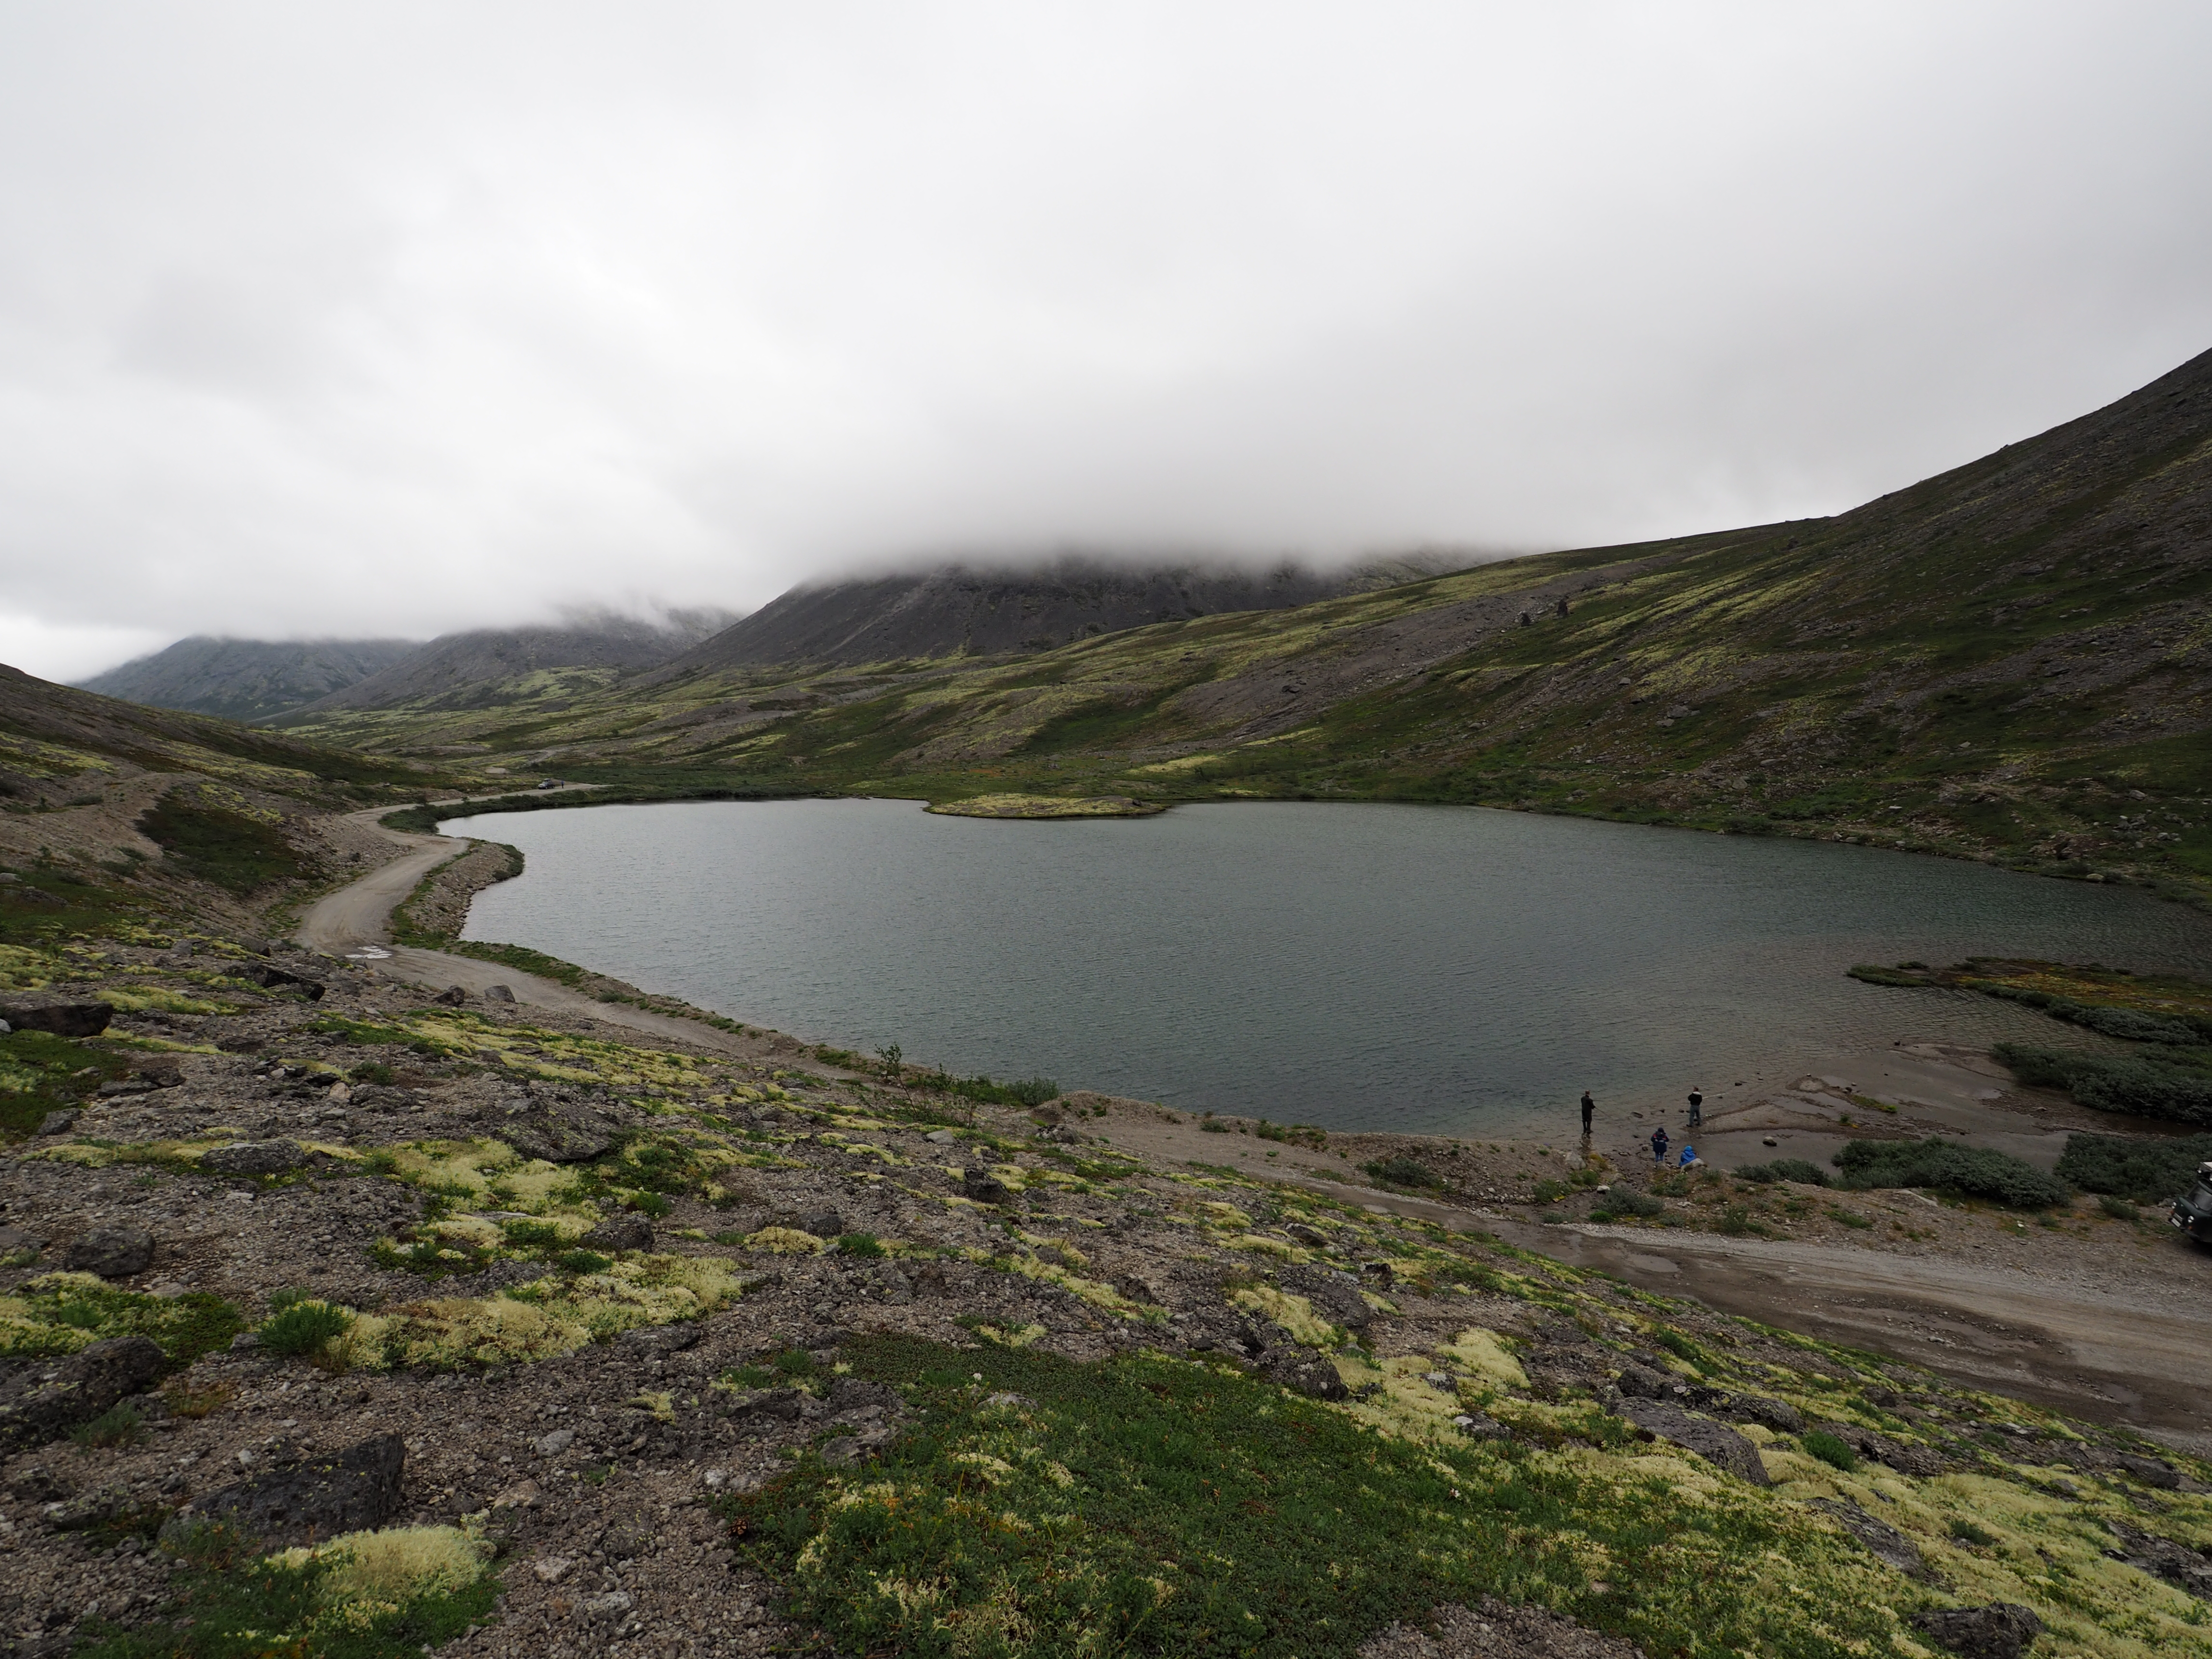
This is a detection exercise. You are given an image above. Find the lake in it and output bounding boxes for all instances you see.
[440,799,2212,1138]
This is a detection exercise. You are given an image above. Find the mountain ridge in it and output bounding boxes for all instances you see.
[76,635,421,723]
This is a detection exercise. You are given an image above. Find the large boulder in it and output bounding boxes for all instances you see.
[961,1169,1014,1206]
[579,1214,656,1253]
[1617,1397,1770,1485]
[1257,1347,1349,1401]
[0,1336,165,1451]
[178,1433,406,1549]
[506,1111,616,1164]
[241,963,325,1000]
[201,1139,306,1177]
[1909,1604,2044,1659]
[65,1226,154,1278]
[1277,1266,1372,1331]
[1808,1496,1928,1577]
[2107,1522,2212,1598]
[0,1001,113,1038]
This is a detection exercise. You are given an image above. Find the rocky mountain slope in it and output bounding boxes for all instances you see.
[75,639,421,724]
[662,553,1468,673]
[285,611,740,719]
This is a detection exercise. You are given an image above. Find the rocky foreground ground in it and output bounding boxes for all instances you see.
[0,928,2210,1659]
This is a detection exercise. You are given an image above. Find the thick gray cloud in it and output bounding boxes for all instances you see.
[4,1,2210,680]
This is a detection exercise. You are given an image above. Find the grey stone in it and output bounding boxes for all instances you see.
[1259,1347,1349,1400]
[177,1433,406,1549]
[616,1323,699,1359]
[799,1207,844,1240]
[34,1110,78,1138]
[1909,1604,2044,1659]
[925,1129,960,1144]
[533,1428,576,1457]
[65,1226,155,1278]
[0,1336,165,1451]
[1808,1496,1927,1577]
[201,1139,306,1177]
[579,1591,634,1621]
[433,985,468,1006]
[1617,1397,1770,1485]
[2107,1522,2212,1598]
[1285,1224,1329,1249]
[2116,1453,2183,1490]
[962,1169,1014,1205]
[0,1226,45,1260]
[507,1112,616,1163]
[0,1002,113,1038]
[1723,1394,1804,1434]
[482,983,517,1003]
[1453,1412,1513,1441]
[580,1213,656,1252]
[1278,1265,1372,1330]
[241,963,325,1000]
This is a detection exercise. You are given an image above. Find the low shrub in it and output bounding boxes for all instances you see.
[70,1401,146,1449]
[1948,1518,1996,1547]
[1589,1188,1664,1223]
[835,1232,885,1259]
[556,1250,613,1275]
[1734,1159,1830,1187]
[1362,1156,1441,1190]
[2055,1131,2212,1202]
[258,1300,353,1357]
[1994,1044,2212,1126]
[1801,1430,1858,1472]
[2098,1194,2140,1221]
[629,1192,674,1219]
[1831,1138,2069,1209]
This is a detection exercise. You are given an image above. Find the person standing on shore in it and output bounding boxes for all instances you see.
[1580,1091,1595,1141]
[1687,1086,1704,1129]
[1650,1124,1670,1165]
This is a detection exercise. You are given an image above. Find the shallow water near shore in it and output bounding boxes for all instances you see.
[442,798,2212,1137]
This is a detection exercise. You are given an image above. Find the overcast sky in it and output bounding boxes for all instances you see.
[4,2,2211,682]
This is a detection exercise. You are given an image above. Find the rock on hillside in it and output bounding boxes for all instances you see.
[75,637,421,723]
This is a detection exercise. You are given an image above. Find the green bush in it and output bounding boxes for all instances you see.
[1948,1518,1996,1547]
[135,794,305,895]
[2098,1194,2140,1221]
[70,1401,147,1450]
[726,1333,1911,1659]
[258,1300,352,1357]
[1007,1076,1062,1107]
[1733,1159,1830,1187]
[836,1233,885,1259]
[1831,1138,2069,1209]
[1801,1431,1857,1472]
[1362,1156,1441,1189]
[1994,1043,2212,1126]
[630,1192,674,1219]
[349,1060,396,1085]
[2054,1131,2212,1202]
[557,1250,613,1275]
[1588,1188,1665,1224]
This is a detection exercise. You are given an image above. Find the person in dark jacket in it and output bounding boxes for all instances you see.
[1650,1125,1670,1165]
[1687,1086,1704,1128]
[1580,1091,1595,1140]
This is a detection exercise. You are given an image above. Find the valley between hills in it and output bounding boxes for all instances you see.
[0,346,2207,1656]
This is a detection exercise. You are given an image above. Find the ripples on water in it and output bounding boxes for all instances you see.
[443,799,2212,1138]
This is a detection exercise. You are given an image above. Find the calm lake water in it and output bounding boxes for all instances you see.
[441,799,2212,1138]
